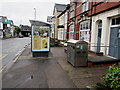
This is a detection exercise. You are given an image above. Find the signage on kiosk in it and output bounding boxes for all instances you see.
[30,20,50,57]
[32,26,49,51]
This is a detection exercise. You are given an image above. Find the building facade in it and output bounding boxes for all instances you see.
[90,1,120,59]
[67,0,91,42]
[20,25,31,37]
[66,0,120,59]
[0,16,15,38]
[53,4,67,40]
[47,16,54,39]
[57,5,69,40]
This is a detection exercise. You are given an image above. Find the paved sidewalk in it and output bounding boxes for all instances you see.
[2,46,77,88]
[52,47,109,88]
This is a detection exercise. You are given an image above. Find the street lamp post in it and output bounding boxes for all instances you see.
[34,8,36,20]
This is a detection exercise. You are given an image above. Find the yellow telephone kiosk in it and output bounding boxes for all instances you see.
[30,20,50,57]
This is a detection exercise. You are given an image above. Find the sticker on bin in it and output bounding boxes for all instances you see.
[80,45,83,50]
[76,45,80,48]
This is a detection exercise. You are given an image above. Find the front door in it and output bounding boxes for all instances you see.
[97,21,102,52]
[109,27,120,59]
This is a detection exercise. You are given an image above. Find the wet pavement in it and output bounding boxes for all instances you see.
[52,47,109,88]
[2,46,114,88]
[2,46,76,88]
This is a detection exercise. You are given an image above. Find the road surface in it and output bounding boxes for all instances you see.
[1,37,31,72]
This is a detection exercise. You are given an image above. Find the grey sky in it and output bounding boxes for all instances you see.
[0,0,69,26]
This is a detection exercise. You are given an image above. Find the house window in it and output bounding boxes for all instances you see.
[111,17,120,25]
[116,17,120,25]
[80,24,82,30]
[83,23,85,29]
[79,21,90,42]
[80,22,90,30]
[82,0,89,13]
[86,22,88,29]
[70,4,75,18]
[70,24,74,39]
[70,32,74,39]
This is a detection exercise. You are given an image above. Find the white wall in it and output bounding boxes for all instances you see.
[58,11,68,40]
[90,8,120,55]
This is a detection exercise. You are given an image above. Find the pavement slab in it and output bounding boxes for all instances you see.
[2,46,76,88]
[50,47,109,88]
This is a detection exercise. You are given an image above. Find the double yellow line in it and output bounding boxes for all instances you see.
[0,54,7,60]
[0,54,8,73]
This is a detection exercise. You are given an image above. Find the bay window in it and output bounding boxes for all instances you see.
[79,21,90,42]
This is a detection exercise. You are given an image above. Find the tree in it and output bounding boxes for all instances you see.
[15,26,21,36]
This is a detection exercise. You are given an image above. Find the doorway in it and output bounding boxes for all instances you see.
[97,20,102,52]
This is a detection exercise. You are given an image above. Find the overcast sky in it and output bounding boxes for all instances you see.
[0,0,69,26]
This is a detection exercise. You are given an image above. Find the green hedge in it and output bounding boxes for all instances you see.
[94,64,120,89]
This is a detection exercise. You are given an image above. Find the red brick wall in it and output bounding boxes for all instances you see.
[91,1,120,15]
[76,2,82,19]
[74,22,80,40]
[67,0,120,40]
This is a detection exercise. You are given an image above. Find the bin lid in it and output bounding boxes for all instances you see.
[67,39,88,44]
[67,39,80,44]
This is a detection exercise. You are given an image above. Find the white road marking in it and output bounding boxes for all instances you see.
[3,49,16,52]
[0,54,7,60]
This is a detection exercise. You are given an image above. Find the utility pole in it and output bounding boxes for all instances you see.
[34,8,36,20]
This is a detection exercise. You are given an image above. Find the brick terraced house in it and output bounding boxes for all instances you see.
[66,0,120,59]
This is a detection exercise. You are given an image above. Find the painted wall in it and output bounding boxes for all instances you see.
[90,8,120,56]
[58,11,68,40]
[54,8,61,39]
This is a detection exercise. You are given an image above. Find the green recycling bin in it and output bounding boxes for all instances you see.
[67,40,88,67]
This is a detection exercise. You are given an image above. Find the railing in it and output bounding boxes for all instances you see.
[88,43,120,56]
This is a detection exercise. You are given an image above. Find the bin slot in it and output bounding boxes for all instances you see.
[83,51,86,54]
[76,51,81,54]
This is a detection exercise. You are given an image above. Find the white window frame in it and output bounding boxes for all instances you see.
[82,0,89,13]
[69,24,74,39]
[110,16,120,27]
[79,21,90,42]
[70,4,75,18]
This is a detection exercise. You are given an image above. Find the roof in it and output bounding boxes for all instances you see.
[53,4,67,15]
[30,20,51,26]
[55,4,67,12]
[0,16,7,22]
[0,16,7,18]
[20,25,31,29]
[57,4,70,18]
[3,20,14,25]
[47,16,53,22]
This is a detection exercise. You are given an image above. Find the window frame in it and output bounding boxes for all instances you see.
[70,4,75,18]
[69,24,74,39]
[79,21,90,42]
[111,17,120,26]
[82,0,89,13]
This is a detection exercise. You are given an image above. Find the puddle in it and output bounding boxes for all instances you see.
[15,75,33,88]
